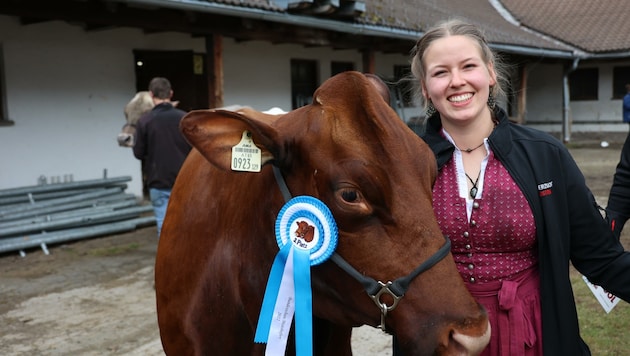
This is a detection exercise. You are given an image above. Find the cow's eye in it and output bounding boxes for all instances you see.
[340,189,358,203]
[334,186,371,215]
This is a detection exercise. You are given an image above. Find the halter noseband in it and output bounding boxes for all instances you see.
[272,165,451,331]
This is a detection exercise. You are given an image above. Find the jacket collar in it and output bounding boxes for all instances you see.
[421,107,513,169]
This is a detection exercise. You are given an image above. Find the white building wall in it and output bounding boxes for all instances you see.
[570,62,627,132]
[524,61,628,133]
[0,15,413,196]
[220,39,365,112]
[0,16,205,196]
[523,62,564,131]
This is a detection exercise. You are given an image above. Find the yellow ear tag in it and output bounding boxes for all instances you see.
[231,130,262,172]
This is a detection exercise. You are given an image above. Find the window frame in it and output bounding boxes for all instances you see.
[290,59,318,110]
[569,67,599,101]
[330,61,354,76]
[612,66,630,100]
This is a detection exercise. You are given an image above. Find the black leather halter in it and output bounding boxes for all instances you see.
[272,165,451,331]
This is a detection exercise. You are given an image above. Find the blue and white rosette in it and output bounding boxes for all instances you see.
[255,196,338,356]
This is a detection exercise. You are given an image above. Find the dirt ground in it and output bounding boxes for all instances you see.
[0,136,626,356]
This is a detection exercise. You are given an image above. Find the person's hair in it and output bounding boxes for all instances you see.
[409,19,508,110]
[148,77,172,99]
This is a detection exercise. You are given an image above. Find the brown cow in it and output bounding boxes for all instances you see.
[155,71,490,355]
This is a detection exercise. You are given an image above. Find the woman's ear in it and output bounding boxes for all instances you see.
[421,83,429,101]
[487,62,497,87]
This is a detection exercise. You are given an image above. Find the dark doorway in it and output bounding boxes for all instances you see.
[331,61,354,76]
[290,59,318,109]
[133,50,209,112]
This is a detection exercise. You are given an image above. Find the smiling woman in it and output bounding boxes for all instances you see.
[394,19,630,356]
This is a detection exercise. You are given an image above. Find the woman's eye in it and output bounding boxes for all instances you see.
[340,189,358,203]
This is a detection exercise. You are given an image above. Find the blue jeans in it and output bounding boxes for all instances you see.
[149,188,171,239]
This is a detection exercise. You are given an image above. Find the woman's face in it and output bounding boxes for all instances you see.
[422,35,497,125]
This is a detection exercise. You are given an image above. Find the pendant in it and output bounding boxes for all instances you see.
[469,187,478,199]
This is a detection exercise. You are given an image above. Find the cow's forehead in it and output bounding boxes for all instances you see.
[282,73,417,151]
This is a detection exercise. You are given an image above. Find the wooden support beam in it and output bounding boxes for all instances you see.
[206,34,224,108]
[362,50,375,74]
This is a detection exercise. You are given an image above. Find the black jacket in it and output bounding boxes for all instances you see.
[422,108,630,355]
[133,102,191,189]
[606,133,630,239]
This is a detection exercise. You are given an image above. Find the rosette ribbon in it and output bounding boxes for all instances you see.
[255,196,338,356]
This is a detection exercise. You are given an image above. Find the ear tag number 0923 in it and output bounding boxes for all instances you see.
[231,130,262,172]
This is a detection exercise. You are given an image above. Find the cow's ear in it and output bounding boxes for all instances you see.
[364,73,391,105]
[180,109,280,172]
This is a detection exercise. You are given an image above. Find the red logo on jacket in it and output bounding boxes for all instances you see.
[538,181,553,197]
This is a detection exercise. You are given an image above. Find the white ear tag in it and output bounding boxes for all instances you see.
[231,130,262,172]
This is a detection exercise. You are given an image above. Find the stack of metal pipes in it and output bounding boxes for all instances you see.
[0,175,155,256]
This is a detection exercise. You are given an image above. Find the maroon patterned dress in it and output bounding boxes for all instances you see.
[432,148,543,356]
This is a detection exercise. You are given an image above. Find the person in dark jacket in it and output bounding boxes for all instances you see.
[394,19,630,356]
[133,77,191,238]
[607,132,630,239]
[623,83,630,127]
[607,85,630,238]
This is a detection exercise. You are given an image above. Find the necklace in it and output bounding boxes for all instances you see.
[465,172,480,199]
[459,141,485,153]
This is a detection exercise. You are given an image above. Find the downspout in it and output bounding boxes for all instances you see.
[562,58,580,143]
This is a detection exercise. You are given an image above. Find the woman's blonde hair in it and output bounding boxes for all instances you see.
[409,19,508,110]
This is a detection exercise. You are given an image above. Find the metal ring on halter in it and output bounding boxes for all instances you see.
[369,281,403,331]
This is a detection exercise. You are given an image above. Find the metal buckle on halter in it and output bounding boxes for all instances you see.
[369,281,402,331]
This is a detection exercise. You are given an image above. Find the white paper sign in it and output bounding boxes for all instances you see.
[582,276,620,313]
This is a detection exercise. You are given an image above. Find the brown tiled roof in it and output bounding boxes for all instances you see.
[357,0,575,53]
[207,0,576,54]
[500,0,630,53]
[120,0,630,56]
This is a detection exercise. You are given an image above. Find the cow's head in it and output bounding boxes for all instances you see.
[117,91,179,147]
[179,71,489,355]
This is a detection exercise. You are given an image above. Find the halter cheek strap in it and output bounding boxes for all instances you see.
[272,165,452,331]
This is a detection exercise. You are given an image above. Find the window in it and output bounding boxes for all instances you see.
[569,68,598,101]
[290,59,318,109]
[612,66,630,99]
[393,65,414,107]
[331,61,354,76]
[0,44,13,126]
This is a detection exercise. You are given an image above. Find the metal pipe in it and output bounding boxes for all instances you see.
[0,205,154,237]
[0,187,124,217]
[0,193,136,222]
[0,217,156,254]
[562,58,580,143]
[0,184,128,206]
[0,200,139,229]
[0,176,131,198]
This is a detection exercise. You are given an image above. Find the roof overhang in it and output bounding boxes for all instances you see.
[120,0,578,59]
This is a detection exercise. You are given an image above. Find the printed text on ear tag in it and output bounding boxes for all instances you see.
[231,130,262,172]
